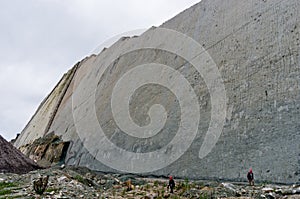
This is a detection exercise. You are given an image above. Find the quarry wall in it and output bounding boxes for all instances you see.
[15,0,300,183]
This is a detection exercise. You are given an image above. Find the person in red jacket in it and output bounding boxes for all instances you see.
[247,168,254,185]
[168,176,175,193]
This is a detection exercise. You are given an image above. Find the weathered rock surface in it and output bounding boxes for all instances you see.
[19,132,70,168]
[0,135,41,174]
[14,0,300,183]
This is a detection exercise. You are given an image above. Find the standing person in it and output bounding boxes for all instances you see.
[247,168,254,186]
[168,176,175,193]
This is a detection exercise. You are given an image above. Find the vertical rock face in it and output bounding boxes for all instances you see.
[13,66,78,148]
[15,0,300,183]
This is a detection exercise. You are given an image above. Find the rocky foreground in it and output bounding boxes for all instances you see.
[0,166,299,199]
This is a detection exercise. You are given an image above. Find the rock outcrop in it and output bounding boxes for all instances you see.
[19,132,70,168]
[14,0,300,183]
[0,135,41,174]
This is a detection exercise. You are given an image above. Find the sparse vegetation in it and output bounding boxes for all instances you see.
[74,174,84,183]
[199,193,209,199]
[0,182,17,196]
[0,182,18,190]
[45,187,60,193]
[0,167,298,198]
[0,189,12,196]
[145,183,150,190]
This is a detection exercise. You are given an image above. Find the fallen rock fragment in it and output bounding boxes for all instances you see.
[33,175,49,195]
[262,187,274,193]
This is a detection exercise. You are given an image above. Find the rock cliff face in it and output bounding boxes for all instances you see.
[14,0,300,183]
[18,132,70,168]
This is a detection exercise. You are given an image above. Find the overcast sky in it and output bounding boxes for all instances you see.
[0,0,200,141]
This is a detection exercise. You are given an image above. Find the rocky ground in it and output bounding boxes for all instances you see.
[0,166,299,199]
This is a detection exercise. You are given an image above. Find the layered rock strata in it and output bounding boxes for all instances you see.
[14,0,300,183]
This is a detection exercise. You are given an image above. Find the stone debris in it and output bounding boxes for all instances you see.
[262,187,274,193]
[0,166,299,198]
[33,175,49,195]
[221,182,244,197]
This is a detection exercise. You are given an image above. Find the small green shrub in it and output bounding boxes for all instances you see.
[199,193,209,199]
[45,187,59,193]
[0,189,12,195]
[145,183,150,190]
[74,175,84,183]
[0,182,17,189]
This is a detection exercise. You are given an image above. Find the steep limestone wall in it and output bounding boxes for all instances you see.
[14,65,78,148]
[15,0,300,183]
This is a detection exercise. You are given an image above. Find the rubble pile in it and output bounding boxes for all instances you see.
[0,166,299,198]
[0,135,41,174]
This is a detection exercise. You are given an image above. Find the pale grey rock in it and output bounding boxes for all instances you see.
[262,187,274,193]
[14,0,300,183]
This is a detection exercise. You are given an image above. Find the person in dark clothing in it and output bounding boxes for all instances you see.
[168,176,175,193]
[247,168,254,186]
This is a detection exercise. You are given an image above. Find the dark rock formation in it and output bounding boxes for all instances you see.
[0,134,41,174]
[33,175,49,195]
[19,132,70,168]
